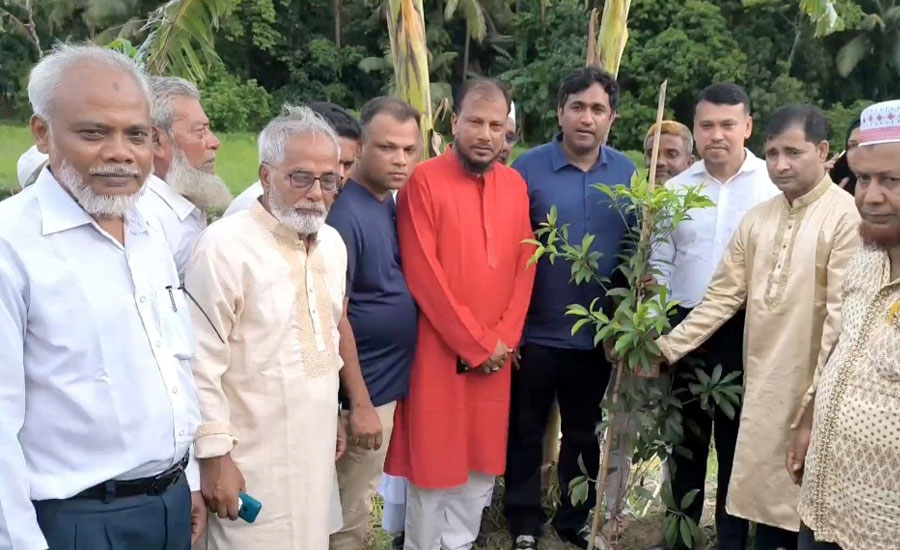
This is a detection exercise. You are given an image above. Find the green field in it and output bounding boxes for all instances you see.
[0,125,260,196]
[1,124,644,200]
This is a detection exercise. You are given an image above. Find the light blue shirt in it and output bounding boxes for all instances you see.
[0,169,201,550]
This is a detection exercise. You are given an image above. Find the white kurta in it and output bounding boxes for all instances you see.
[185,202,346,549]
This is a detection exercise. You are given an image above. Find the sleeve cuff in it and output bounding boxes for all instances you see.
[657,337,678,364]
[194,430,236,459]
[186,448,200,491]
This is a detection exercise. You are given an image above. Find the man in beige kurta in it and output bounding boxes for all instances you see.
[654,105,860,545]
[791,99,900,550]
[185,107,348,549]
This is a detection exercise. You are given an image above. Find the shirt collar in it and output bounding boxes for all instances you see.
[34,167,148,236]
[683,148,760,181]
[788,174,834,209]
[551,133,608,172]
[145,174,200,221]
[249,199,320,246]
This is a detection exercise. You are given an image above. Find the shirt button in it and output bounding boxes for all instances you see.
[172,386,178,394]
[155,340,162,348]
[178,430,185,437]
[139,296,146,303]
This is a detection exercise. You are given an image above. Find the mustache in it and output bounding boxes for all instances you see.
[293,201,326,213]
[88,164,141,177]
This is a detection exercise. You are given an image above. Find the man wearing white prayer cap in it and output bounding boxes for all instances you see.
[790,99,900,550]
[497,99,518,164]
[16,145,47,189]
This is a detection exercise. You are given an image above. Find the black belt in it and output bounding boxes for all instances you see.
[74,454,189,502]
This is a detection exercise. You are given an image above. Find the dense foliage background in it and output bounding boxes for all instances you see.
[0,0,886,152]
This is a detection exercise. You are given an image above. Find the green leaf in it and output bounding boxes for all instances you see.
[571,318,591,336]
[665,516,679,547]
[679,517,693,548]
[680,488,700,511]
[568,475,589,506]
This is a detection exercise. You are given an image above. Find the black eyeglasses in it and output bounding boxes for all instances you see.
[266,163,341,192]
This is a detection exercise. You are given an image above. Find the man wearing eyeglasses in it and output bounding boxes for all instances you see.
[184,105,350,549]
[224,101,362,216]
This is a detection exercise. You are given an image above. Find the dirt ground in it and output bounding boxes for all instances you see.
[365,458,720,550]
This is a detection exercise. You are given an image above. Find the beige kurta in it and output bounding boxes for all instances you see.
[185,202,347,549]
[657,176,861,530]
[799,247,900,550]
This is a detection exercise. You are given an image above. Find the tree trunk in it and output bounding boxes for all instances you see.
[462,19,471,84]
[334,0,341,48]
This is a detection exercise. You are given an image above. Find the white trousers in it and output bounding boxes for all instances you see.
[404,472,495,550]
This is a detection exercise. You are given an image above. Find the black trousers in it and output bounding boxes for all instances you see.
[667,306,752,550]
[504,342,612,537]
[798,524,842,550]
[33,476,191,550]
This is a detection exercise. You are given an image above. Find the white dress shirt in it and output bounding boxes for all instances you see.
[0,169,201,550]
[223,180,262,217]
[137,175,206,280]
[652,150,779,308]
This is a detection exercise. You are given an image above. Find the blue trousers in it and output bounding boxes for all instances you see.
[33,476,191,550]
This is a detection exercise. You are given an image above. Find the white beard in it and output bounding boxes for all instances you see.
[165,147,232,211]
[267,181,327,235]
[56,159,144,218]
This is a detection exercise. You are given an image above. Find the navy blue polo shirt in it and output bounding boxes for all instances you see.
[326,179,417,406]
[513,135,636,350]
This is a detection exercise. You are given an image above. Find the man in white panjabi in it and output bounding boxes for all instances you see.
[185,106,349,549]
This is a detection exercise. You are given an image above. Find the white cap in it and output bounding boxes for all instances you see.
[17,145,49,189]
[859,100,900,146]
[509,100,516,124]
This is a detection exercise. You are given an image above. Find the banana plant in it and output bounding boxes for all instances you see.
[798,0,845,37]
[387,0,437,156]
[138,0,234,80]
[586,0,631,77]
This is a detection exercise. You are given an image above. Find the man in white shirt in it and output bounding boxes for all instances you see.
[0,43,203,550]
[224,101,361,216]
[15,76,231,280]
[650,83,778,550]
[140,76,232,279]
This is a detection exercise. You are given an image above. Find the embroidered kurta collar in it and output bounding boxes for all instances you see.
[785,174,834,210]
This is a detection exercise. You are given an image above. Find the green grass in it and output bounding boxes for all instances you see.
[0,125,261,197]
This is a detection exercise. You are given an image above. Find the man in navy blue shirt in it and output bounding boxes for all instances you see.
[505,66,636,550]
[326,97,421,550]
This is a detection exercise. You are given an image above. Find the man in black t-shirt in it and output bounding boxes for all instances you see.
[326,97,422,550]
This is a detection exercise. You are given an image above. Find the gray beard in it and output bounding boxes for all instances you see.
[267,181,327,235]
[165,149,232,211]
[57,159,144,218]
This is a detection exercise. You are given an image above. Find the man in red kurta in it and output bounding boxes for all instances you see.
[385,79,536,550]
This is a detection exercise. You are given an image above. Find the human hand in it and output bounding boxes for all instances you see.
[481,340,511,374]
[336,416,348,461]
[786,415,812,485]
[200,454,245,521]
[349,402,383,450]
[838,176,851,189]
[512,347,522,370]
[190,491,208,543]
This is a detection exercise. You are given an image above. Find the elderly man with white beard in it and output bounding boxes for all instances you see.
[15,75,232,280]
[183,106,349,549]
[0,43,204,549]
[140,76,232,279]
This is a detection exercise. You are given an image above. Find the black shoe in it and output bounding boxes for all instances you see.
[556,525,609,550]
[392,533,405,550]
[512,535,538,549]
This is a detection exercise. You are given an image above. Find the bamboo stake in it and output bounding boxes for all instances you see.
[586,80,668,550]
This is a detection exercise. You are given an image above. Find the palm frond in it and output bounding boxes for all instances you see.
[138,0,235,81]
[798,0,845,37]
[445,0,486,43]
[836,33,872,76]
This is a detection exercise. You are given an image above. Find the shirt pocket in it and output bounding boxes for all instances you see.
[155,286,196,361]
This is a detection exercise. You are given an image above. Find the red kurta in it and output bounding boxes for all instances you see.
[385,149,536,489]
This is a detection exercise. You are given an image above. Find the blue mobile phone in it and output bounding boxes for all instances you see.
[237,491,262,523]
